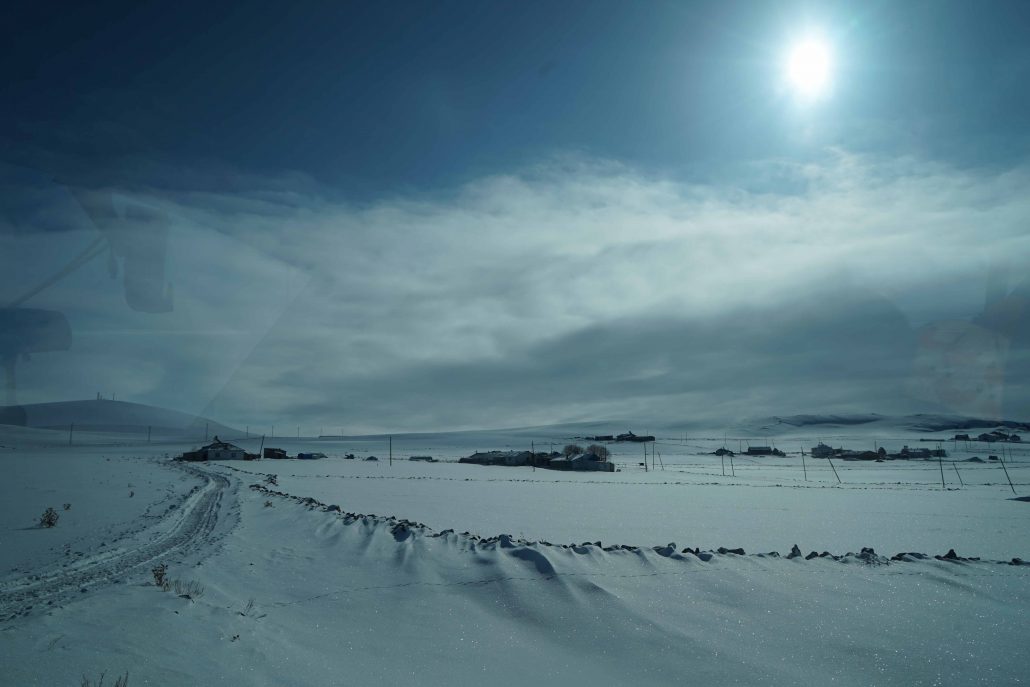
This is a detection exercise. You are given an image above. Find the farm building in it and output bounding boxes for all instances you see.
[547,451,615,472]
[615,431,655,443]
[409,456,435,462]
[460,450,536,466]
[810,443,835,458]
[839,450,880,461]
[182,436,246,461]
[745,446,785,456]
[264,447,288,459]
[297,452,327,460]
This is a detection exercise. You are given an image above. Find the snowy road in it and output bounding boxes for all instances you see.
[0,462,234,621]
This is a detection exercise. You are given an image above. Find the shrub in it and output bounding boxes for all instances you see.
[264,500,274,508]
[151,563,168,587]
[63,503,72,511]
[81,672,128,687]
[264,474,278,486]
[40,507,59,528]
[562,444,583,458]
[173,579,205,600]
[586,444,610,460]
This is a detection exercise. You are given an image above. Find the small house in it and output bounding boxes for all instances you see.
[616,431,656,443]
[409,455,435,462]
[897,446,932,459]
[264,447,288,459]
[810,443,835,459]
[190,436,245,461]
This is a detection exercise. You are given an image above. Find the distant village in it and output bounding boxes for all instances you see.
[175,427,1023,468]
[175,436,617,472]
[459,445,615,472]
[951,430,1021,443]
[178,437,328,462]
[808,442,946,461]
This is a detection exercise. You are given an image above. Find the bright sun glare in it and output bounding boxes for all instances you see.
[786,37,833,99]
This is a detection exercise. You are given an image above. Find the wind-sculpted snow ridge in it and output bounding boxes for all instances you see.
[246,482,1030,570]
[0,462,235,622]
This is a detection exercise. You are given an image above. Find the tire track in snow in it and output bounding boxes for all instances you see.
[0,463,233,622]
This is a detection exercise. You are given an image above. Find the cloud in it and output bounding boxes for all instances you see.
[4,151,1030,431]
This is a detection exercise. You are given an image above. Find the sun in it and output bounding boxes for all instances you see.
[785,36,833,99]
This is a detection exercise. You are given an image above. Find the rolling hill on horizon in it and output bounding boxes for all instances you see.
[0,399,239,438]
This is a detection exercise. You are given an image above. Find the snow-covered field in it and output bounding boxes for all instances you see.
[2,421,1029,685]
[219,433,1030,560]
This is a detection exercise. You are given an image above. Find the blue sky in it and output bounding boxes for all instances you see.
[3,1,1030,431]
[7,1,1029,191]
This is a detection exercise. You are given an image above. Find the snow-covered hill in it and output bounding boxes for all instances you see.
[726,412,1030,437]
[0,399,239,438]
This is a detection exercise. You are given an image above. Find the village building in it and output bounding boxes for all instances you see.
[182,436,246,461]
[745,446,785,456]
[810,443,835,458]
[547,451,614,472]
[460,450,537,466]
[615,431,655,443]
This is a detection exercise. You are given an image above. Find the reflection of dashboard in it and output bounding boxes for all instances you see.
[70,189,174,314]
[1,185,174,406]
[0,307,71,405]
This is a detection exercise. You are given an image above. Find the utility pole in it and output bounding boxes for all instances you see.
[826,454,841,484]
[532,440,535,471]
[800,443,807,481]
[643,442,648,472]
[389,436,392,466]
[999,446,1016,495]
[246,425,249,439]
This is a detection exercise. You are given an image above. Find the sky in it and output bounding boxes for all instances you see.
[2,0,1030,432]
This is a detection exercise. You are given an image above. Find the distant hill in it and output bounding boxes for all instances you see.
[0,399,240,438]
[733,413,1030,436]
